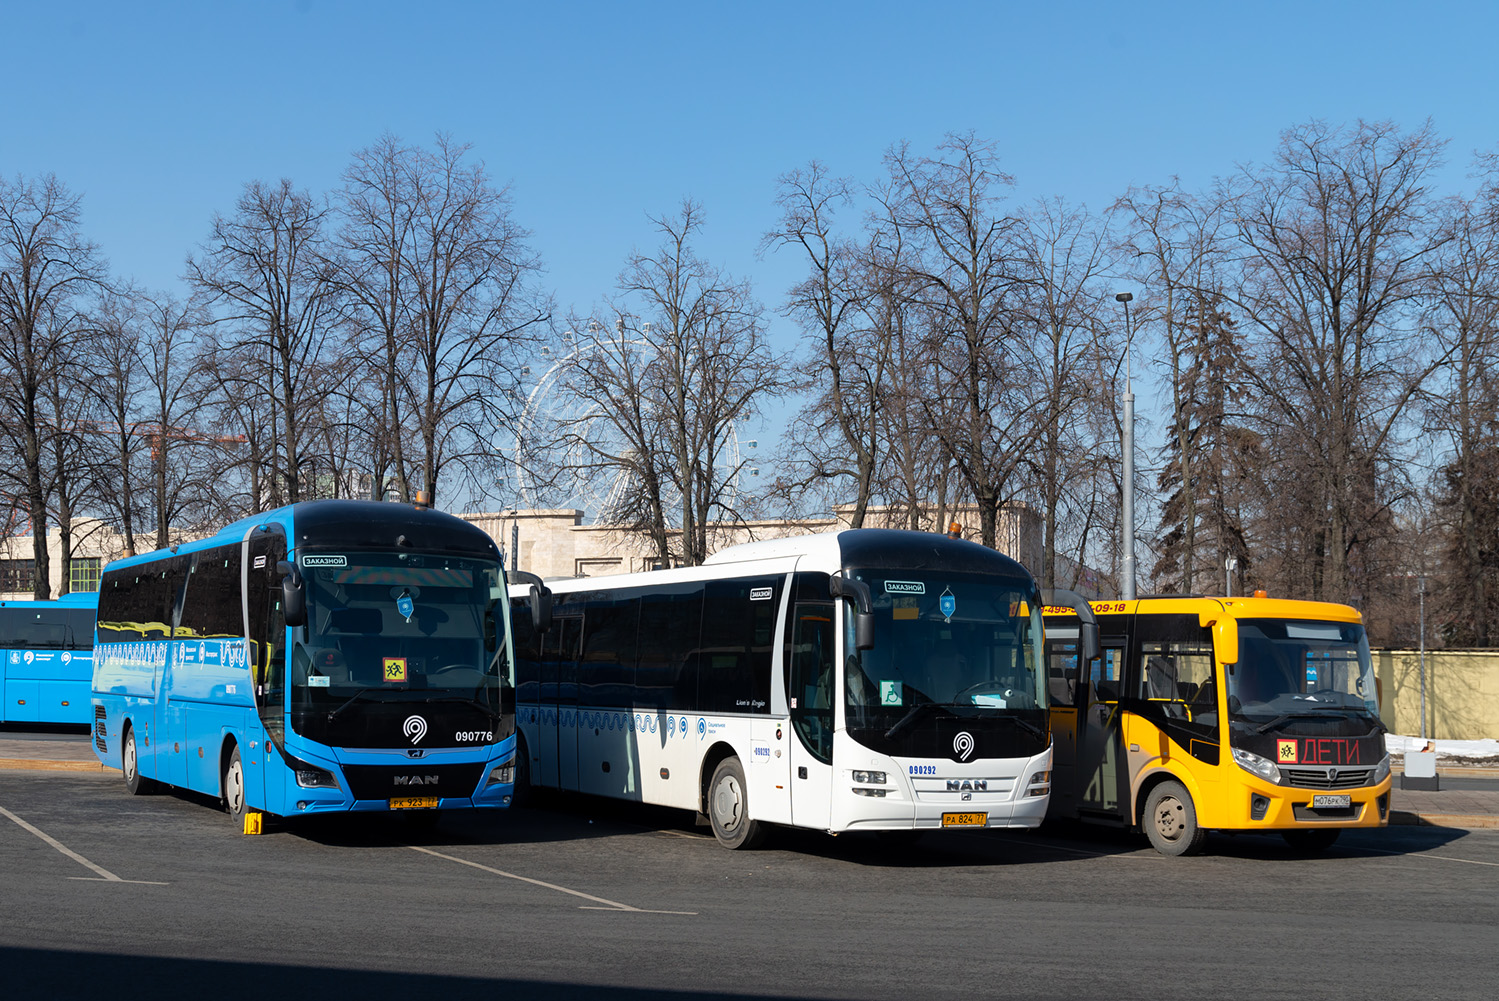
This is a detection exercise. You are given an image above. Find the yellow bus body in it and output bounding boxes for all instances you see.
[1044,596,1391,853]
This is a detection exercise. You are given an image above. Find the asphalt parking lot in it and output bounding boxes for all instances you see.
[4,759,1497,1001]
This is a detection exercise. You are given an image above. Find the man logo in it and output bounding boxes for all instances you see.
[394,775,439,786]
[403,715,429,744]
[953,731,976,761]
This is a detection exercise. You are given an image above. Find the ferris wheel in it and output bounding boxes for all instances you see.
[510,324,755,525]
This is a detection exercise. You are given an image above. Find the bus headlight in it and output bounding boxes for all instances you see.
[485,758,515,788]
[851,770,887,785]
[1370,754,1391,785]
[294,764,339,789]
[1026,770,1051,797]
[1231,747,1281,785]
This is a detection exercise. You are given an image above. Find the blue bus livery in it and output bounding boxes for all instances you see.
[90,499,549,833]
[1,592,98,726]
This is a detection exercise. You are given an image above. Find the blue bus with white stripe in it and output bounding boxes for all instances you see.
[90,499,550,832]
[1,592,98,726]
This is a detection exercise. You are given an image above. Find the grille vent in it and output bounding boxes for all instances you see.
[1284,767,1372,790]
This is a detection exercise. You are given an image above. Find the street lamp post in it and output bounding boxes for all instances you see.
[1116,292,1136,601]
[1418,575,1427,739]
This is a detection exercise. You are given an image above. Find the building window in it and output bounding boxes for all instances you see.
[1,559,37,593]
[69,557,102,593]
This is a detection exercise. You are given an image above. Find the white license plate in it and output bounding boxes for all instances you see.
[1312,794,1351,809]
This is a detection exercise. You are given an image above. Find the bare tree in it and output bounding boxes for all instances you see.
[763,163,887,525]
[1116,183,1258,593]
[876,133,1033,549]
[559,202,784,566]
[336,133,549,507]
[186,178,340,508]
[1013,196,1119,586]
[0,174,107,597]
[1226,120,1451,603]
[84,291,148,555]
[1425,184,1499,643]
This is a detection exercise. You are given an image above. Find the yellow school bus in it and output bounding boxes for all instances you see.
[1043,594,1391,855]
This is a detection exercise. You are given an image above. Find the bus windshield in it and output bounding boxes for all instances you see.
[290,552,506,714]
[845,569,1045,725]
[1228,618,1378,718]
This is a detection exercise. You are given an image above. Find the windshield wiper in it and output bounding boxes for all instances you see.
[326,688,383,723]
[423,695,503,723]
[996,715,1044,738]
[885,702,947,740]
[1253,711,1350,734]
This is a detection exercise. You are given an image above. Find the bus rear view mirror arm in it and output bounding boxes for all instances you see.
[1043,588,1100,666]
[510,570,554,634]
[829,576,876,651]
[277,560,307,628]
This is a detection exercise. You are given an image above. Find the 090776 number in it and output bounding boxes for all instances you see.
[454,731,494,742]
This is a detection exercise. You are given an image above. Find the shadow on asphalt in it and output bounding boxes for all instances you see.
[82,770,1481,863]
[282,791,1085,867]
[3,946,813,1001]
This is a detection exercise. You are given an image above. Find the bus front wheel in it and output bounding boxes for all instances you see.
[707,757,765,850]
[222,746,247,823]
[121,723,157,796]
[1143,780,1207,856]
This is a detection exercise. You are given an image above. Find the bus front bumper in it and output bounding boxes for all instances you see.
[1213,774,1393,830]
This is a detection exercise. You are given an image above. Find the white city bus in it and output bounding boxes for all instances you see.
[511,528,1092,849]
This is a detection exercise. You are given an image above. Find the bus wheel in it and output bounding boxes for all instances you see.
[121,723,157,796]
[1143,780,1207,856]
[707,757,765,850]
[1282,828,1340,854]
[222,746,247,823]
[510,737,533,809]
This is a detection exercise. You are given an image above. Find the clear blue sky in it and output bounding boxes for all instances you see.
[4,0,1497,450]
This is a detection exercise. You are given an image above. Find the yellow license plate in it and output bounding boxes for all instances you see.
[390,797,440,810]
[941,812,988,827]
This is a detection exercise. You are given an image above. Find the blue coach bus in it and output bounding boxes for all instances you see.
[1,592,98,726]
[90,499,550,832]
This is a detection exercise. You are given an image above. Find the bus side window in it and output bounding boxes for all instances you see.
[1046,639,1078,706]
[1092,648,1122,703]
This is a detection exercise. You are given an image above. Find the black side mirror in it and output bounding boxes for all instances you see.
[1043,588,1099,665]
[829,575,876,651]
[277,560,306,628]
[510,570,553,634]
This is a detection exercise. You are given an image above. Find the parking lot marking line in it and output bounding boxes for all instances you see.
[982,831,1163,861]
[408,846,697,914]
[0,804,168,885]
[1354,846,1499,868]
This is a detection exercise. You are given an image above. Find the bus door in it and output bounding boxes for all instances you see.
[160,556,191,790]
[1078,640,1129,822]
[785,583,835,829]
[543,612,581,792]
[242,530,285,813]
[1043,627,1084,817]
